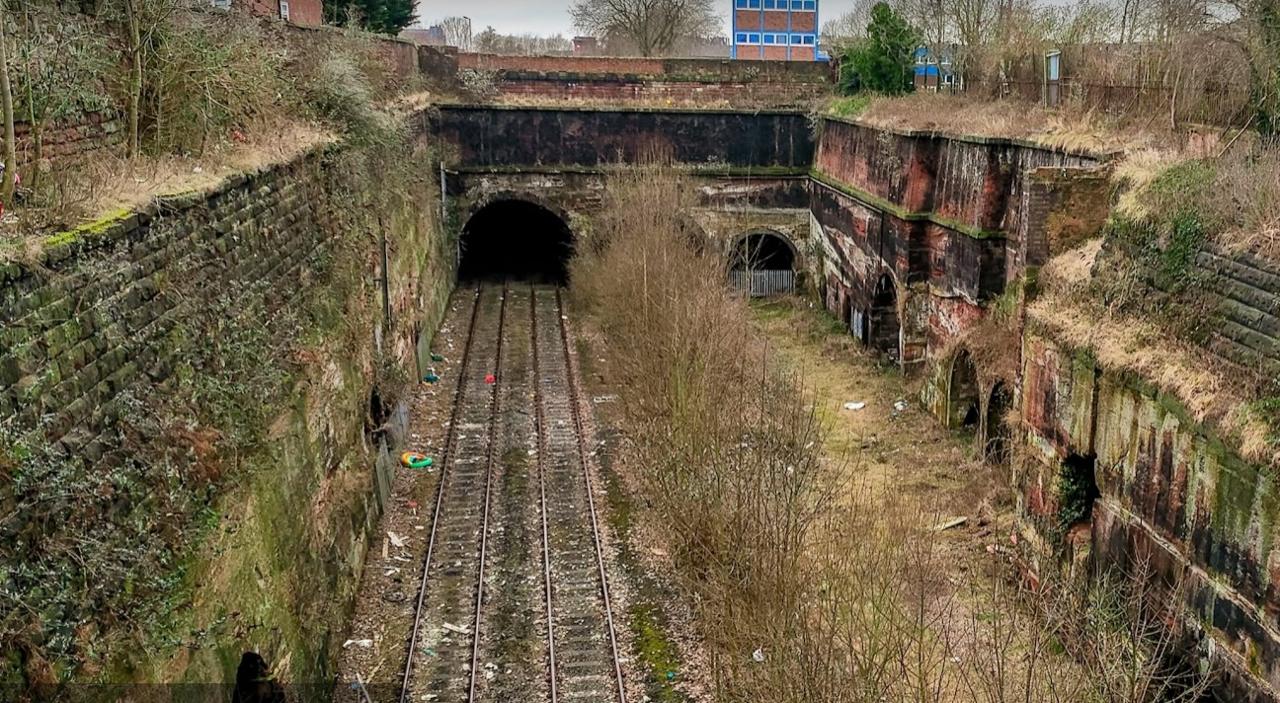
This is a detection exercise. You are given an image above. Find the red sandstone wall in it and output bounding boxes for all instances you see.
[287,0,322,27]
[815,117,1102,238]
[243,0,322,26]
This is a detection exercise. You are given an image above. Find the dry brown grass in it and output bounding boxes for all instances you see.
[1034,240,1277,465]
[574,161,1213,701]
[838,93,1249,165]
[0,121,335,254]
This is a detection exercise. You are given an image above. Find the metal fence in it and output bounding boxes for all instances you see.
[730,269,796,297]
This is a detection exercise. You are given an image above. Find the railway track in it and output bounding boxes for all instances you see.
[398,283,626,703]
[400,282,505,703]
[532,287,627,703]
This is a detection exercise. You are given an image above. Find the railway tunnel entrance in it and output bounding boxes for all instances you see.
[459,200,574,283]
[729,231,797,297]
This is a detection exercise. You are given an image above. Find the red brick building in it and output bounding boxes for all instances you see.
[242,0,323,27]
[732,0,820,61]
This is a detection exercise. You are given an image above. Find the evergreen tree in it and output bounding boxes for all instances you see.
[845,3,918,95]
[321,0,414,35]
[380,0,416,36]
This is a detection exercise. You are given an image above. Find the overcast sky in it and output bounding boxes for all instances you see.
[412,0,860,36]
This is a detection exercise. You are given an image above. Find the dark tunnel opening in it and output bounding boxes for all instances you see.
[730,232,797,271]
[459,200,574,283]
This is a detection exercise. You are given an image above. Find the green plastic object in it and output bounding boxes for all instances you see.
[424,373,440,384]
[400,452,433,469]
[430,353,445,362]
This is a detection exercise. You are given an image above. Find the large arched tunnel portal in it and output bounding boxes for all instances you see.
[459,200,574,284]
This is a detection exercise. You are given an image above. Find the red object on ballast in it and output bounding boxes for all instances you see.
[484,374,496,385]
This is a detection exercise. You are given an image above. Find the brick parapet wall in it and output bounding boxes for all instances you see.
[1016,166,1112,275]
[455,53,830,82]
[490,78,827,106]
[441,52,831,105]
[14,111,123,168]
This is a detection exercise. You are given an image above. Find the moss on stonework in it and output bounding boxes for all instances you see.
[43,207,133,249]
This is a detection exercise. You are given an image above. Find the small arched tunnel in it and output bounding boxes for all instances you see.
[984,382,1013,464]
[459,199,574,283]
[867,273,900,361]
[948,350,980,431]
[729,231,797,297]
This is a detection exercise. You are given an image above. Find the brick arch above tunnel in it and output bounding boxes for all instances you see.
[459,195,576,283]
[729,229,800,268]
[463,190,576,235]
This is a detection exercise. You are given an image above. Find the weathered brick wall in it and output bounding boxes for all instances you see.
[807,117,1108,432]
[1197,246,1280,379]
[243,0,324,28]
[814,117,1103,239]
[1020,330,1280,702]
[14,112,122,169]
[1016,166,1113,274]
[485,78,827,106]
[455,53,831,82]
[0,130,451,687]
[446,53,830,105]
[430,105,815,169]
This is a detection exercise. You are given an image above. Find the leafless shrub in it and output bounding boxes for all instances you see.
[458,69,499,102]
[143,8,293,156]
[574,158,1217,702]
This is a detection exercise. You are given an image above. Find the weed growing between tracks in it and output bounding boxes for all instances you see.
[571,163,1214,702]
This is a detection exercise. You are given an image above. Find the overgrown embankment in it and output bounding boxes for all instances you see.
[0,90,450,701]
[0,3,422,243]
[572,165,1212,702]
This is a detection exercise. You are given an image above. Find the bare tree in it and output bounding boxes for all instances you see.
[0,0,16,205]
[821,0,878,49]
[439,16,473,51]
[570,0,720,57]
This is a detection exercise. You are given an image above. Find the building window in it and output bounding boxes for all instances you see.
[805,35,815,44]
[736,0,747,7]
[749,33,760,43]
[736,33,748,43]
[804,0,816,8]
[791,34,802,44]
[748,0,761,7]
[763,34,774,44]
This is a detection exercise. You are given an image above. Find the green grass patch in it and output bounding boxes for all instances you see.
[828,94,872,118]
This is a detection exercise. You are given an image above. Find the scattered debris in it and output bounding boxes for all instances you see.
[343,639,373,649]
[893,399,909,413]
[430,353,445,362]
[424,372,440,384]
[484,373,496,385]
[752,648,766,663]
[387,532,407,549]
[935,517,968,531]
[442,622,471,636]
[843,401,867,411]
[400,452,433,469]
